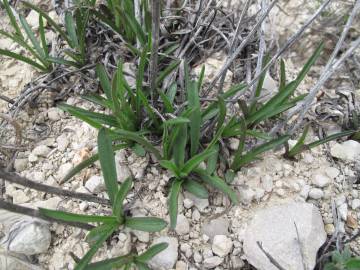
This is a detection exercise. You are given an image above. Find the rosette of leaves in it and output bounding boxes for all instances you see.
[39,128,167,269]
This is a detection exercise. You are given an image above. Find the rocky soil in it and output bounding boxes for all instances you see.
[0,1,360,270]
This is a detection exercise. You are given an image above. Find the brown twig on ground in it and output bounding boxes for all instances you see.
[0,94,15,104]
[0,169,111,206]
[0,199,94,230]
[257,241,287,270]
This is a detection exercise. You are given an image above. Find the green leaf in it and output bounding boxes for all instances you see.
[39,208,117,224]
[183,179,208,199]
[38,15,49,59]
[136,243,169,263]
[156,60,181,86]
[159,160,180,177]
[287,124,310,157]
[250,54,270,113]
[279,59,286,91]
[196,170,238,204]
[75,223,117,270]
[125,217,167,232]
[96,64,112,101]
[58,103,118,128]
[2,0,23,38]
[0,49,47,71]
[98,128,119,204]
[231,135,290,171]
[123,10,146,45]
[61,143,127,183]
[85,255,133,270]
[225,170,236,183]
[132,143,146,157]
[114,129,162,160]
[346,258,360,269]
[23,2,70,44]
[47,56,80,67]
[187,77,201,156]
[217,96,226,133]
[134,262,151,270]
[113,177,132,221]
[206,144,219,175]
[181,149,217,176]
[164,117,190,126]
[307,130,356,149]
[86,222,118,245]
[82,94,113,109]
[169,179,183,229]
[159,91,175,113]
[166,83,177,104]
[172,123,187,167]
[65,11,79,48]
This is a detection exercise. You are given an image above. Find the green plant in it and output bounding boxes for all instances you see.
[0,0,53,71]
[84,242,168,269]
[92,0,151,47]
[39,128,167,269]
[285,123,356,158]
[324,247,360,270]
[23,0,95,66]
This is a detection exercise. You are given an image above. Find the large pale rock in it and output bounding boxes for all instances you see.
[212,235,233,257]
[330,140,360,161]
[184,191,209,212]
[149,236,178,270]
[243,202,326,270]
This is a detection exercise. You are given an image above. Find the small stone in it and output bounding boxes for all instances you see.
[338,204,348,221]
[202,218,229,240]
[325,224,335,235]
[8,222,51,255]
[85,175,105,193]
[56,134,69,152]
[239,187,255,204]
[132,230,149,243]
[231,256,245,268]
[175,214,190,235]
[276,188,286,197]
[335,194,347,207]
[300,185,310,199]
[56,163,73,180]
[330,140,360,161]
[192,209,201,221]
[185,191,209,212]
[312,174,331,188]
[325,167,340,179]
[254,188,265,200]
[183,198,194,209]
[79,202,88,211]
[149,237,178,270]
[193,251,202,263]
[203,256,223,269]
[118,232,127,242]
[229,138,240,150]
[47,108,63,121]
[308,188,324,200]
[12,190,30,204]
[14,158,27,172]
[32,145,51,157]
[28,153,38,162]
[212,235,233,257]
[261,175,273,192]
[176,261,188,270]
[180,243,192,258]
[351,199,360,210]
[26,10,39,30]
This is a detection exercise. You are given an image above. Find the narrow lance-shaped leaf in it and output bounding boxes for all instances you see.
[125,217,167,232]
[113,177,132,221]
[195,169,238,204]
[98,128,119,204]
[39,208,117,224]
[180,149,217,176]
[169,179,183,229]
[96,64,112,101]
[74,223,117,270]
[136,243,169,263]
[183,179,208,199]
[65,11,79,48]
[0,49,47,71]
[159,160,180,177]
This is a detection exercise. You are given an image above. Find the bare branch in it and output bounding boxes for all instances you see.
[0,169,111,206]
[0,199,94,230]
[257,241,287,270]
